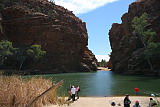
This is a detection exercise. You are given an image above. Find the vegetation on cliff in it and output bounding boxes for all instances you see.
[132,12,160,72]
[0,40,14,66]
[27,45,46,68]
[0,40,46,72]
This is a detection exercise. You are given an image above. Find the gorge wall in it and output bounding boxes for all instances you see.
[0,0,97,73]
[109,0,160,75]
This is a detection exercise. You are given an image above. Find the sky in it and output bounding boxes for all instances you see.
[54,0,135,62]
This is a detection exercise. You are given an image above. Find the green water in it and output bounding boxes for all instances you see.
[32,71,160,97]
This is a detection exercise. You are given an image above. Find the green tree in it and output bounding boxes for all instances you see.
[97,59,108,67]
[14,48,28,70]
[0,40,14,66]
[27,44,46,68]
[132,12,158,71]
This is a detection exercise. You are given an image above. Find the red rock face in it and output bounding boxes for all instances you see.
[1,0,97,73]
[109,0,160,75]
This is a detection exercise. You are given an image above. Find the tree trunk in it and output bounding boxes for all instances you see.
[1,58,4,67]
[139,35,154,72]
[147,58,153,72]
[33,59,35,69]
[19,59,25,70]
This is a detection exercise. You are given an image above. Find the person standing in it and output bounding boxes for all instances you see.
[76,85,80,99]
[124,94,131,107]
[71,86,76,101]
[67,85,72,100]
[134,88,140,95]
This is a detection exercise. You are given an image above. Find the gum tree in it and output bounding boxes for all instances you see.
[132,12,159,71]
[0,40,14,66]
[27,44,46,68]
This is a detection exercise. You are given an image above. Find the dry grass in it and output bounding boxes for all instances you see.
[0,76,62,107]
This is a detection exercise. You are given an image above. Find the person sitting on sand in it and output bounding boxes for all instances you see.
[111,101,116,106]
[124,94,131,107]
[133,101,141,107]
[149,98,157,107]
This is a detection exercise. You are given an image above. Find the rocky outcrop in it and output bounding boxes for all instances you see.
[0,0,97,73]
[81,47,97,71]
[109,0,160,75]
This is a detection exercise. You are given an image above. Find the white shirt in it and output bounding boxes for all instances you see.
[71,87,76,94]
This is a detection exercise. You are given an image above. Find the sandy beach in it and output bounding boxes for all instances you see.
[97,67,111,71]
[45,96,159,107]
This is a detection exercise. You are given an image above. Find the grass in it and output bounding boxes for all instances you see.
[0,76,63,107]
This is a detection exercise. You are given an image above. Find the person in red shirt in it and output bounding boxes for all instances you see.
[134,88,140,95]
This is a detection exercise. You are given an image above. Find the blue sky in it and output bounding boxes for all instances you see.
[54,0,135,61]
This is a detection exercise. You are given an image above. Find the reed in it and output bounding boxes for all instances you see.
[0,76,62,107]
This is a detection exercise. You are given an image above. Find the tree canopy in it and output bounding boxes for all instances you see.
[97,59,108,67]
[132,12,159,58]
[27,44,46,60]
[0,40,14,66]
[132,12,159,71]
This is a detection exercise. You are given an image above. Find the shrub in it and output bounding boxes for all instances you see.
[0,40,14,66]
[0,76,62,107]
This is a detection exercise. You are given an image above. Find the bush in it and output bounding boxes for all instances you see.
[0,40,14,66]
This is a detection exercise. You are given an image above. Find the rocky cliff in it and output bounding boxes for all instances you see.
[109,0,160,75]
[0,0,97,73]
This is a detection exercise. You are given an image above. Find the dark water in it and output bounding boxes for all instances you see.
[35,71,160,97]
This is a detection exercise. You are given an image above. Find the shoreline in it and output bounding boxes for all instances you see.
[97,67,111,71]
[44,96,160,107]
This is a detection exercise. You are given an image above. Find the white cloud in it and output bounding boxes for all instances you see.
[54,0,119,15]
[95,55,110,62]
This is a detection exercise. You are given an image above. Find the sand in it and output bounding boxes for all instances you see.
[97,67,111,71]
[44,96,160,107]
